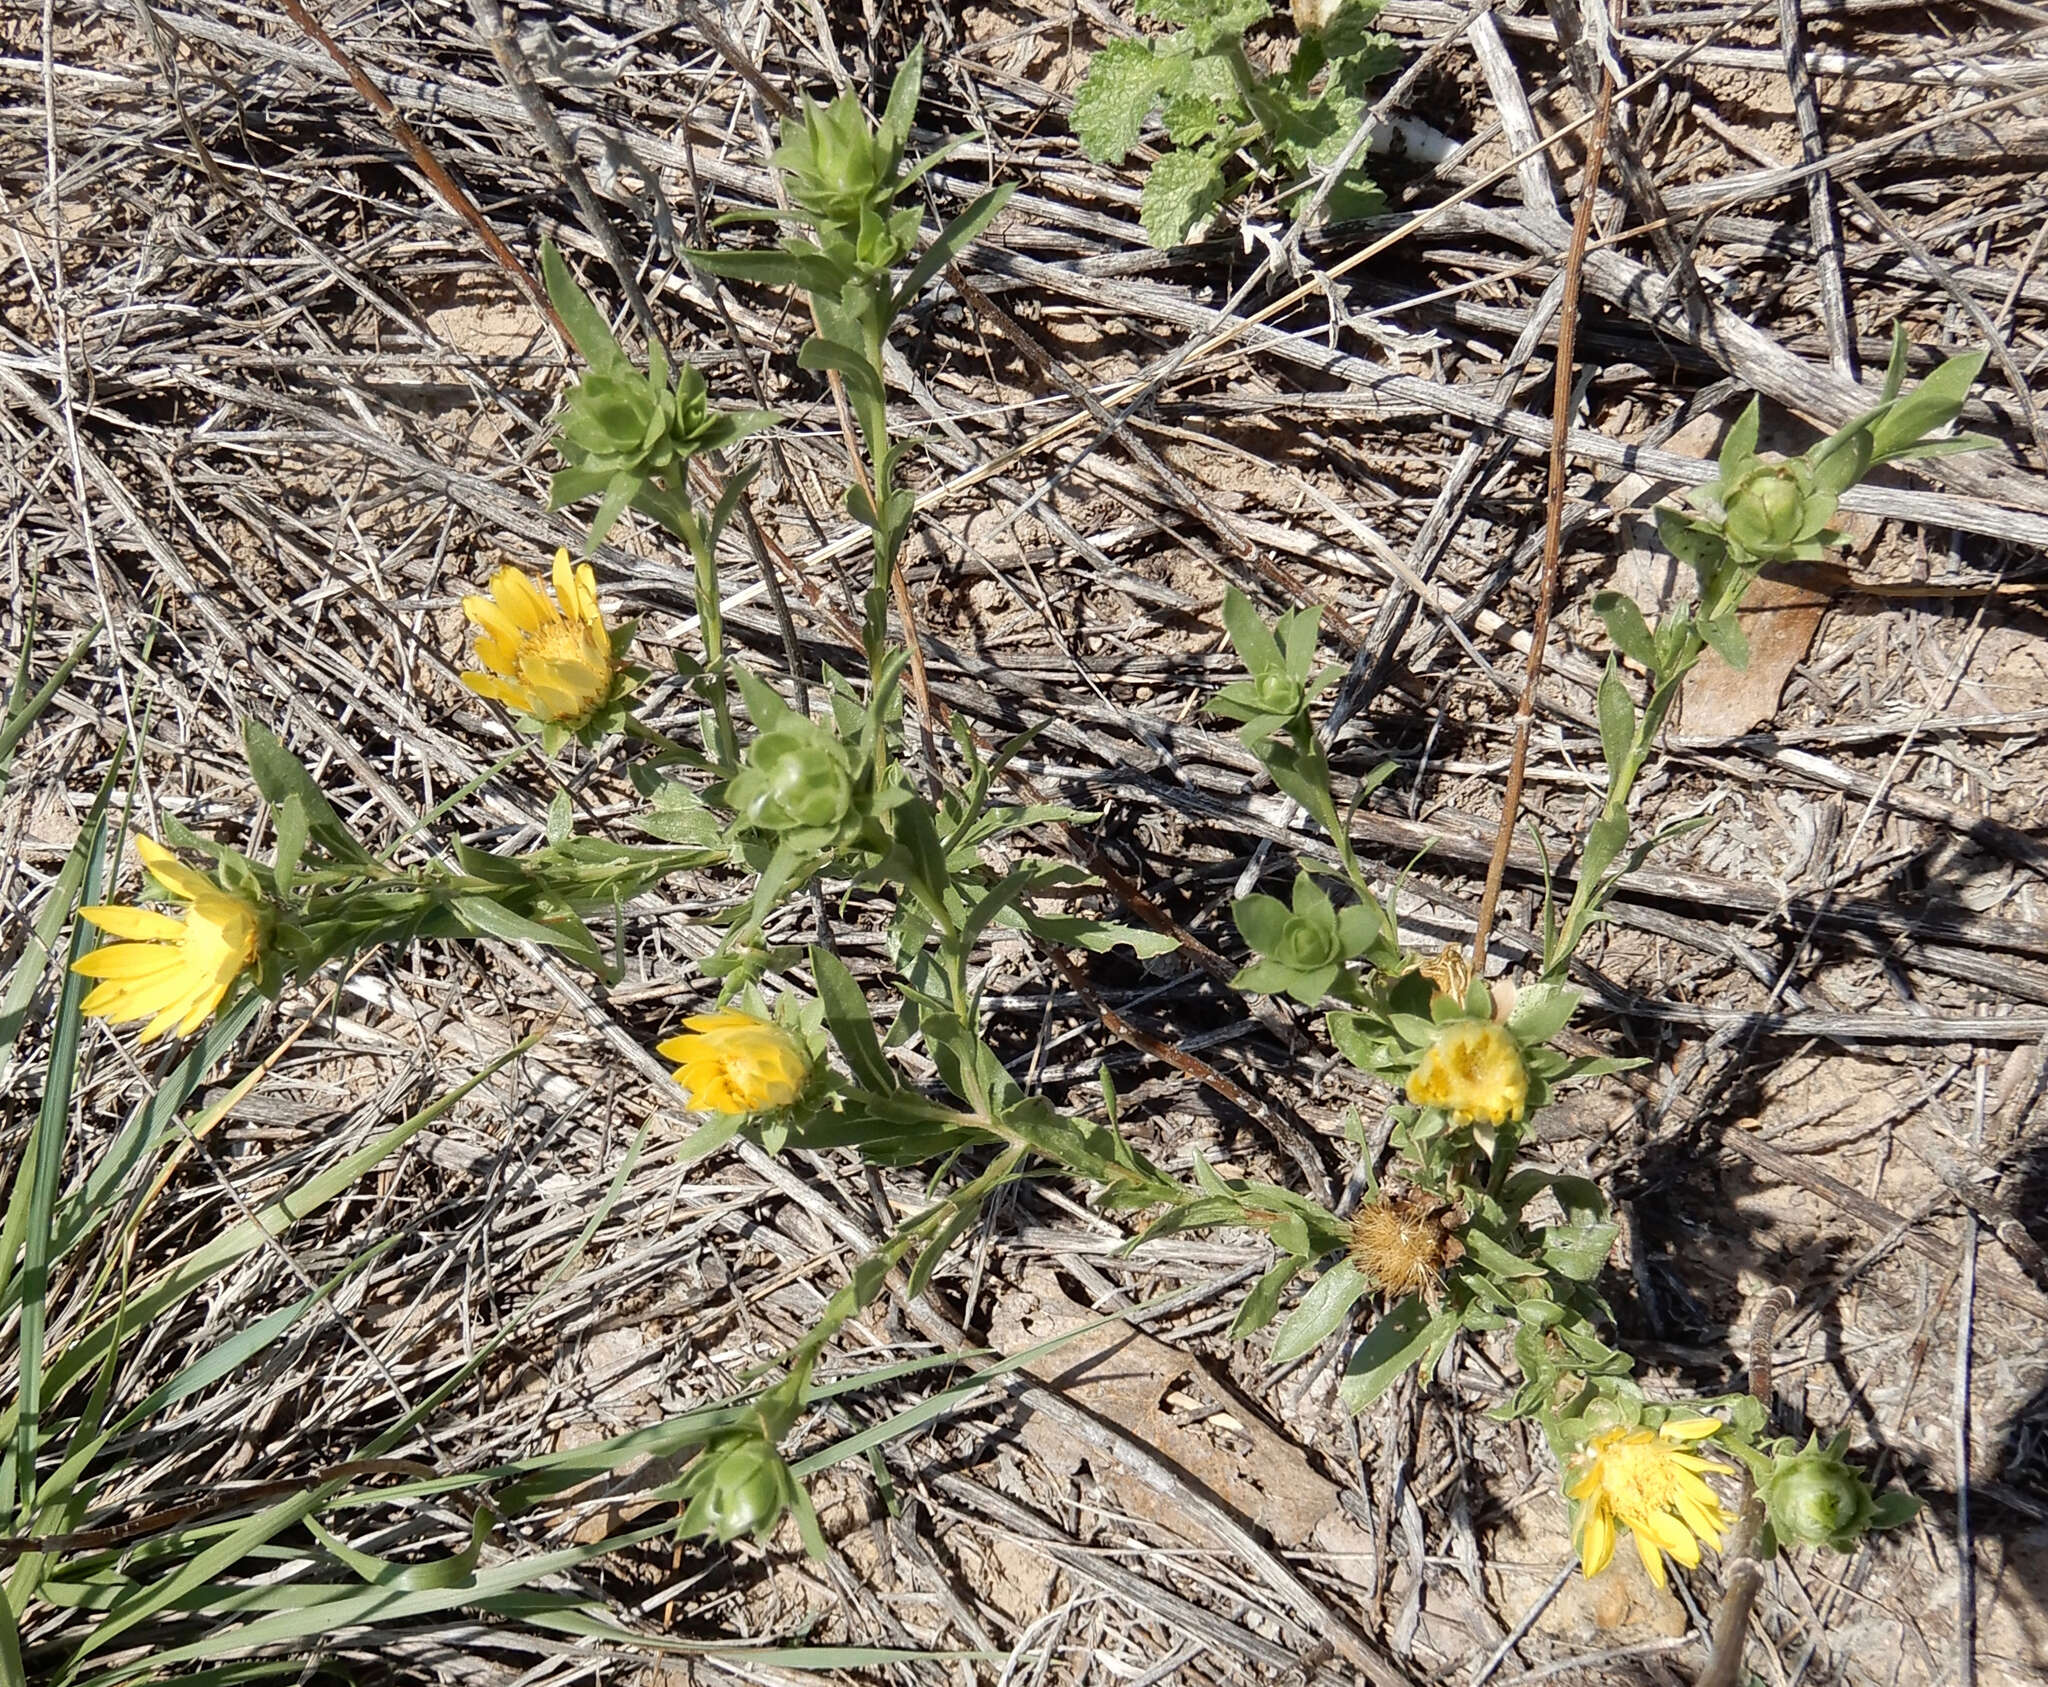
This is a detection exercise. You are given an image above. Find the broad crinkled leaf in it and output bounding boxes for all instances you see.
[1140,144,1230,246]
[1071,39,1173,163]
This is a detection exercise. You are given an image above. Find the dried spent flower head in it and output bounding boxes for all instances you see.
[1413,944,1475,1003]
[1405,1018,1529,1127]
[1349,1192,1462,1298]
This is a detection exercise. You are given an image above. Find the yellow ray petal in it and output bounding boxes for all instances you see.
[1630,1526,1670,1589]
[1579,1505,1616,1578]
[79,905,187,942]
[73,943,186,981]
[136,838,211,902]
[490,567,552,632]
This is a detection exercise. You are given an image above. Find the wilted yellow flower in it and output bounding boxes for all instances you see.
[1568,1419,1733,1589]
[658,1010,809,1115]
[462,549,616,726]
[72,838,262,1044]
[1406,1019,1528,1126]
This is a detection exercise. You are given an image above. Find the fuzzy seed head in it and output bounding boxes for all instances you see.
[1349,1193,1460,1298]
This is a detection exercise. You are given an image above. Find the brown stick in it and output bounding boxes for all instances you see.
[274,0,563,337]
[1696,1287,1795,1687]
[1471,73,1614,969]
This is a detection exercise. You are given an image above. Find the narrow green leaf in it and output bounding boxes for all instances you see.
[810,945,896,1095]
[1596,661,1635,784]
[890,183,1016,321]
[541,237,629,376]
[1592,590,1656,670]
[1269,1260,1368,1365]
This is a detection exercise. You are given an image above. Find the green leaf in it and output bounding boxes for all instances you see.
[1139,0,1271,47]
[1718,397,1761,480]
[1269,1260,1369,1364]
[1337,1294,1442,1412]
[811,944,896,1095]
[890,183,1016,319]
[450,895,600,967]
[1506,981,1581,1045]
[1139,144,1230,247]
[541,238,629,376]
[1219,585,1284,677]
[1596,660,1634,784]
[1461,1225,1543,1280]
[270,793,308,900]
[1230,1257,1305,1337]
[1591,591,1656,669]
[1541,1214,1619,1282]
[1696,609,1750,671]
[1870,348,1988,462]
[1878,324,1911,407]
[1578,812,1629,893]
[1072,39,1173,163]
[242,720,369,862]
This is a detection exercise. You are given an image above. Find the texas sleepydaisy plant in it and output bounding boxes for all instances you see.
[73,837,266,1043]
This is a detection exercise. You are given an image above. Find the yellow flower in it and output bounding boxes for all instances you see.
[1568,1419,1734,1589]
[462,549,616,726]
[658,1011,809,1115]
[1405,1019,1528,1126]
[72,838,262,1044]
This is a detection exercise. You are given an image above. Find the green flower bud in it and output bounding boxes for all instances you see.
[1758,1434,1877,1552]
[701,1437,789,1542]
[730,724,855,834]
[1251,671,1305,717]
[1723,465,1807,552]
[1277,913,1341,971]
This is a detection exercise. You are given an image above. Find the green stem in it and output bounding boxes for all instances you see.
[1546,627,1708,970]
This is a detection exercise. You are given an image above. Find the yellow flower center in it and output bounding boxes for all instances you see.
[1405,1019,1528,1126]
[1590,1434,1684,1520]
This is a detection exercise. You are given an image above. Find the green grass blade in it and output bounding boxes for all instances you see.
[3,1031,546,1461]
[0,621,100,798]
[10,818,109,1524]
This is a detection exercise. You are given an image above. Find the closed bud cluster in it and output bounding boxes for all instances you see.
[679,1430,796,1544]
[726,717,857,836]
